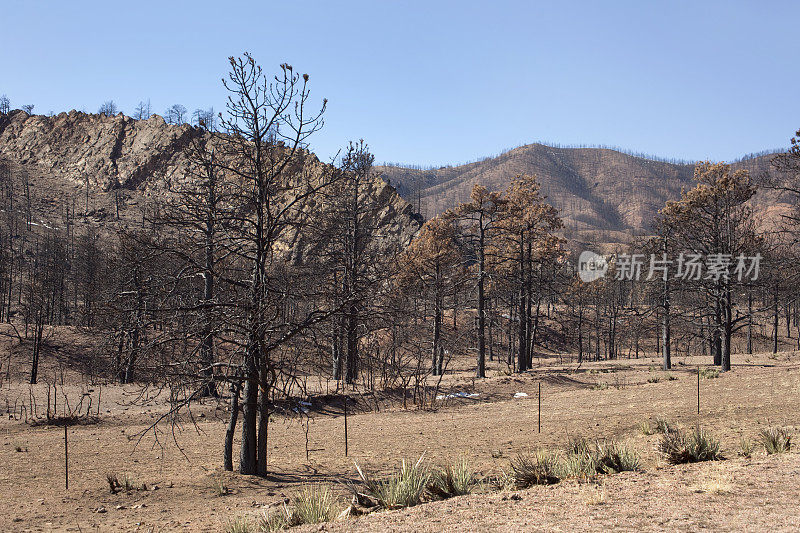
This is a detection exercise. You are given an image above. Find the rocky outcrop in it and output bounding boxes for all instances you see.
[0,110,195,191]
[0,110,422,249]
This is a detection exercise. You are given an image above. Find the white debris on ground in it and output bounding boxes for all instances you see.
[436,392,480,400]
[513,392,528,398]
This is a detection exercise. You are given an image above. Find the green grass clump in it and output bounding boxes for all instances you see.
[760,427,792,454]
[511,449,561,488]
[224,516,257,533]
[257,508,290,532]
[699,367,720,379]
[659,427,722,464]
[291,485,335,524]
[593,441,641,474]
[560,451,597,479]
[654,416,674,434]
[352,456,429,509]
[560,438,641,478]
[428,457,475,499]
[213,476,230,496]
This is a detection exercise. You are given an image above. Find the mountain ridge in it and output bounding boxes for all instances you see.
[376,142,788,246]
[0,109,422,251]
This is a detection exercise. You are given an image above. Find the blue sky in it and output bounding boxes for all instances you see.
[1,0,797,166]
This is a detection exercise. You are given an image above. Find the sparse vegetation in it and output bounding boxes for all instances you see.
[428,458,475,498]
[213,476,230,496]
[258,507,291,532]
[760,427,792,454]
[692,464,733,494]
[739,438,755,458]
[351,457,430,509]
[106,473,146,493]
[559,438,640,478]
[593,441,641,474]
[291,485,336,525]
[511,450,561,488]
[699,368,720,379]
[654,416,674,434]
[659,427,722,464]
[641,416,674,435]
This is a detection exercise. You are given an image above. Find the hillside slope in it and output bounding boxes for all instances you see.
[0,110,421,249]
[377,144,787,246]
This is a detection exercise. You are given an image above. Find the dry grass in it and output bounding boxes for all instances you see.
[583,482,607,505]
[351,456,429,509]
[3,348,800,531]
[691,464,734,494]
[511,449,562,488]
[659,427,722,464]
[760,427,792,454]
[428,457,475,499]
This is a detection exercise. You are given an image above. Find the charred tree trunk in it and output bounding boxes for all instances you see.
[224,379,241,471]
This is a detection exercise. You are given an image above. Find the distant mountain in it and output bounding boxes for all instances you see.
[376,143,788,247]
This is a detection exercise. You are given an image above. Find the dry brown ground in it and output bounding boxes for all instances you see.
[2,348,799,532]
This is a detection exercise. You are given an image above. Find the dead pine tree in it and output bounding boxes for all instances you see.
[214,54,331,476]
[446,185,504,378]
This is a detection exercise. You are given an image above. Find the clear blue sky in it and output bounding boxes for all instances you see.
[2,0,797,166]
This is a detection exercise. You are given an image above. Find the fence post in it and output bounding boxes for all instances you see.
[64,425,69,490]
[697,366,700,415]
[538,381,541,433]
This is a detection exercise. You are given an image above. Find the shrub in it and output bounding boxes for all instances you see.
[592,382,609,391]
[224,516,255,533]
[666,373,678,381]
[560,451,597,479]
[213,476,230,496]
[593,441,641,474]
[738,438,754,458]
[258,507,291,532]
[647,376,661,384]
[699,368,720,379]
[560,437,597,478]
[654,416,674,434]
[292,485,335,524]
[428,458,474,499]
[760,427,792,454]
[492,469,517,492]
[106,472,145,493]
[565,436,592,456]
[121,473,146,491]
[352,456,429,509]
[659,427,722,464]
[511,450,561,488]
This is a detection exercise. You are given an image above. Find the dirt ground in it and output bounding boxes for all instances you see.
[2,346,799,532]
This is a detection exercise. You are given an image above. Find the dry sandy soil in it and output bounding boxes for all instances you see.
[2,345,799,532]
